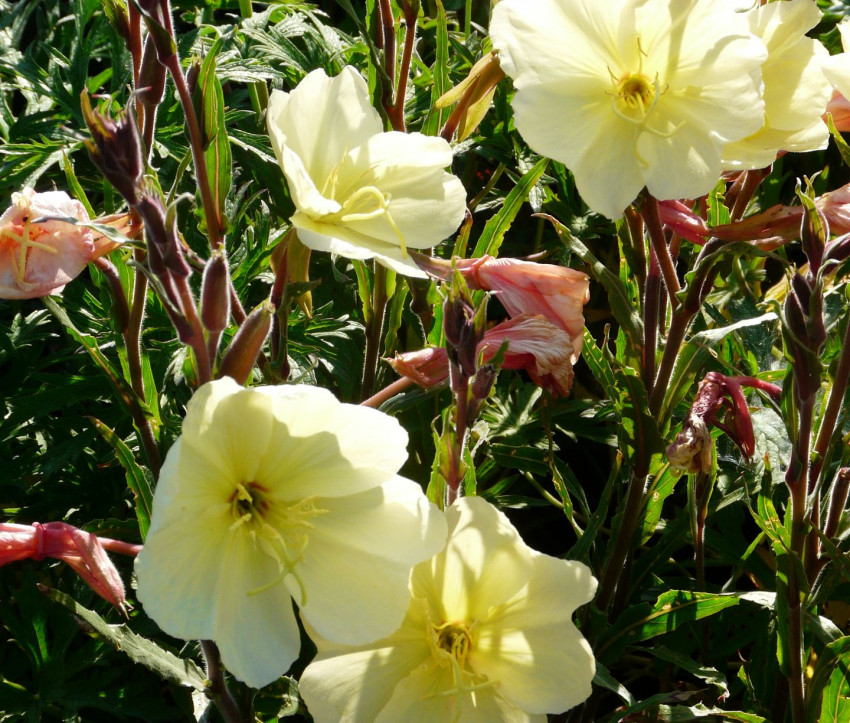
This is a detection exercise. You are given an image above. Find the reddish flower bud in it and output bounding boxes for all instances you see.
[657,200,710,245]
[81,93,145,206]
[200,251,231,333]
[218,301,273,385]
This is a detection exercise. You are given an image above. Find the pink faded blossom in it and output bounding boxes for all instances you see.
[0,188,98,299]
[825,89,850,132]
[389,314,576,397]
[0,521,139,609]
[414,254,589,362]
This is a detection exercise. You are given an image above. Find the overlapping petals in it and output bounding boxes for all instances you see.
[490,0,767,220]
[0,188,99,299]
[300,496,596,722]
[267,67,467,276]
[135,378,446,689]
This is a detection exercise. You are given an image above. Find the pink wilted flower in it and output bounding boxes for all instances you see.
[825,89,850,132]
[0,188,109,299]
[414,254,590,362]
[666,373,781,474]
[0,521,139,609]
[390,314,576,397]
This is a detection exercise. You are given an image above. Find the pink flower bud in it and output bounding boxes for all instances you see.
[0,522,138,610]
[657,200,710,245]
[0,189,99,300]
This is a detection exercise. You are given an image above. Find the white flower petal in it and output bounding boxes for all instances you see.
[375,662,541,723]
[256,389,411,498]
[296,479,447,644]
[471,554,596,714]
[294,224,429,277]
[338,132,467,249]
[417,496,534,623]
[267,67,382,191]
[179,377,273,485]
[300,608,432,723]
[212,531,302,688]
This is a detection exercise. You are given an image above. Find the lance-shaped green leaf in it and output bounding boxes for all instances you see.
[89,418,153,540]
[473,157,548,258]
[191,35,232,228]
[545,214,643,351]
[597,591,740,663]
[807,636,850,723]
[43,587,207,690]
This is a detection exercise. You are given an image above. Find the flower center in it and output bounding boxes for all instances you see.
[1,218,59,288]
[434,621,473,668]
[319,157,410,256]
[427,619,496,703]
[613,72,656,119]
[228,482,326,604]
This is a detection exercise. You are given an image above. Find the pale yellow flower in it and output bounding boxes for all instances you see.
[135,378,446,689]
[300,496,597,722]
[267,67,467,277]
[490,0,768,220]
[722,0,831,170]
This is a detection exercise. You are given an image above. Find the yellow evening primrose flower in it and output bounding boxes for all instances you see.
[489,0,768,220]
[135,378,447,689]
[299,496,597,723]
[821,19,850,114]
[266,67,467,278]
[721,0,831,170]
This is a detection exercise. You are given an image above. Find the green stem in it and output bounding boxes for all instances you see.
[200,641,248,723]
[163,55,223,251]
[595,471,648,613]
[361,263,389,399]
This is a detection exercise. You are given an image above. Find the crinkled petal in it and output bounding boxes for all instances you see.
[255,387,410,499]
[638,111,724,202]
[375,661,541,723]
[415,496,533,622]
[296,479,447,644]
[267,67,382,193]
[336,132,467,249]
[212,531,302,688]
[179,377,273,486]
[300,609,432,723]
[470,554,596,714]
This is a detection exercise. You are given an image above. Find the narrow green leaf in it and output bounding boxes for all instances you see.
[422,0,450,136]
[649,645,729,696]
[545,214,643,350]
[808,636,850,723]
[473,157,548,258]
[598,591,740,662]
[43,587,207,690]
[193,35,232,226]
[89,417,153,539]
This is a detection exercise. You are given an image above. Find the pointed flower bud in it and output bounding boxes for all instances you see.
[200,251,231,333]
[435,51,505,141]
[218,301,273,384]
[81,93,145,206]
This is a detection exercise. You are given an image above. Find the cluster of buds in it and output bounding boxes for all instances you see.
[667,372,781,474]
[0,522,140,610]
